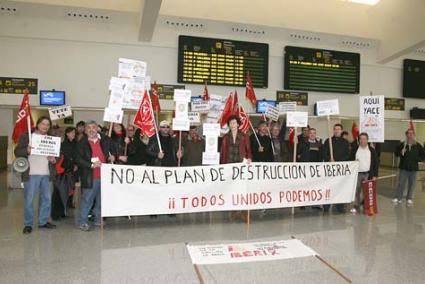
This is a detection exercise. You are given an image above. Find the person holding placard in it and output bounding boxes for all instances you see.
[146,120,182,167]
[297,126,310,144]
[250,121,274,162]
[270,123,287,162]
[392,129,425,206]
[323,123,350,213]
[75,120,115,231]
[350,133,378,214]
[182,126,205,166]
[15,116,58,234]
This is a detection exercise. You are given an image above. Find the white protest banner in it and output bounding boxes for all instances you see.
[286,112,308,128]
[206,111,221,123]
[204,136,218,153]
[174,89,192,102]
[316,99,339,116]
[188,112,201,125]
[191,101,210,112]
[48,105,72,121]
[172,118,190,131]
[101,161,359,216]
[118,58,147,78]
[175,101,189,119]
[187,239,317,265]
[359,96,385,143]
[203,123,221,137]
[278,102,297,113]
[31,134,61,157]
[109,77,127,91]
[122,77,147,109]
[202,152,220,165]
[209,94,225,111]
[103,107,124,123]
[265,105,279,121]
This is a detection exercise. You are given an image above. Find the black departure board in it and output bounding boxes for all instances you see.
[284,46,360,94]
[178,35,269,88]
[0,77,38,94]
[403,59,425,99]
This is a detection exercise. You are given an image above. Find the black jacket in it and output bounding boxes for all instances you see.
[127,129,152,165]
[14,133,57,182]
[74,135,113,188]
[323,136,350,162]
[250,134,274,162]
[395,141,425,171]
[146,134,179,166]
[297,139,323,162]
[61,138,77,173]
[350,142,379,179]
[110,135,126,164]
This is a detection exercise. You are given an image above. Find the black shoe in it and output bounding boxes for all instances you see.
[23,226,32,234]
[39,222,57,229]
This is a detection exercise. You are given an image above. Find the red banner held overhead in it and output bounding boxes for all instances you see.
[133,90,156,137]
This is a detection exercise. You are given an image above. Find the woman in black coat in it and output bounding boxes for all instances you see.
[111,123,130,164]
[51,127,77,220]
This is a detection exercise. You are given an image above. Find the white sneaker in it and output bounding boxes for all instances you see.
[392,198,400,204]
[407,200,413,206]
[350,208,357,214]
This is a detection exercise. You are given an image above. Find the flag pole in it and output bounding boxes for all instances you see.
[248,115,262,147]
[27,115,32,145]
[266,118,276,155]
[147,91,162,153]
[124,112,131,156]
[327,115,334,162]
[178,131,182,167]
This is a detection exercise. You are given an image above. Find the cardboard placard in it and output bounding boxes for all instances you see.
[188,112,201,125]
[316,99,339,116]
[286,111,309,127]
[172,118,190,131]
[30,134,61,157]
[278,102,297,113]
[191,101,210,112]
[48,105,72,121]
[118,58,147,78]
[174,89,192,102]
[103,107,124,123]
[203,123,221,137]
[202,152,220,165]
[265,105,279,121]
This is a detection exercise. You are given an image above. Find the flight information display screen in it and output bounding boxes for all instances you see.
[284,46,360,94]
[178,35,269,88]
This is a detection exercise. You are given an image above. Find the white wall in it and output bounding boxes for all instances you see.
[2,13,425,163]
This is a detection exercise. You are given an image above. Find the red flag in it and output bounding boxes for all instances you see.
[245,72,257,106]
[239,105,250,133]
[202,81,209,101]
[232,90,239,117]
[12,90,34,143]
[220,93,234,127]
[150,81,161,112]
[288,127,295,145]
[133,90,156,137]
[409,119,416,135]
[352,121,359,141]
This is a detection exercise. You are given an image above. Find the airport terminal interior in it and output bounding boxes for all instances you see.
[1,0,425,283]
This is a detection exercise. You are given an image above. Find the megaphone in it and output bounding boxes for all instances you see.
[13,157,29,173]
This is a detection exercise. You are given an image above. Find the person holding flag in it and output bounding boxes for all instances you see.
[245,72,257,106]
[147,120,182,167]
[251,121,274,162]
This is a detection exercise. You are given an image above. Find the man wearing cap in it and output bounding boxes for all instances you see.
[147,120,182,167]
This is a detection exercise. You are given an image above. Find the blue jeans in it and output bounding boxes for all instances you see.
[24,175,51,226]
[394,169,417,200]
[79,180,101,225]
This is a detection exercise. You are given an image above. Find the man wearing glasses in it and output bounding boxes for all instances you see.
[147,120,182,167]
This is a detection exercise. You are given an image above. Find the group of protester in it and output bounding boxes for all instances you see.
[14,114,425,234]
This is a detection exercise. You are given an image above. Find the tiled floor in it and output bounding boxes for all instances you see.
[1,168,425,283]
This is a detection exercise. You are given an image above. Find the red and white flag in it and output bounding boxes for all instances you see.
[133,90,156,137]
[202,81,209,101]
[12,90,34,143]
[151,81,161,112]
[239,105,250,133]
[245,72,257,106]
[288,127,295,145]
[220,93,234,127]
